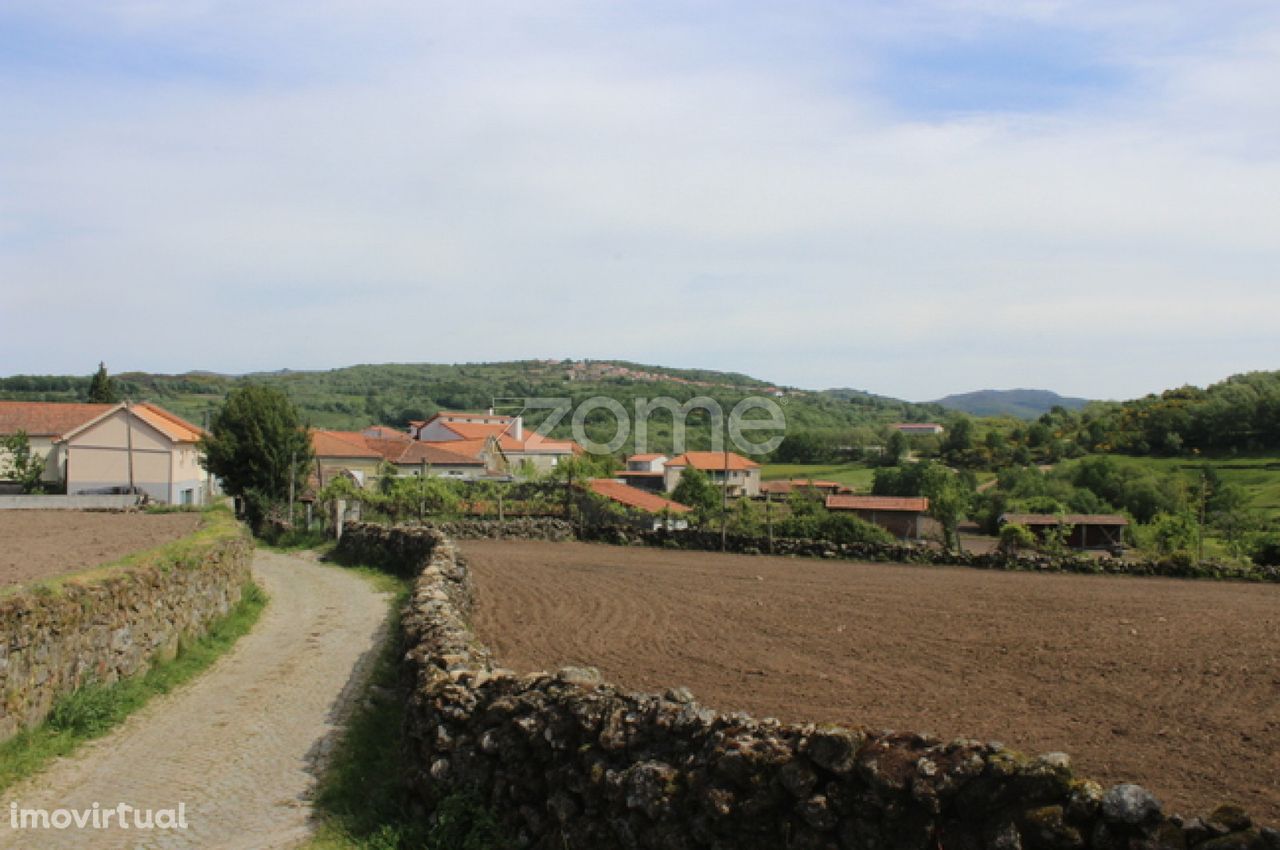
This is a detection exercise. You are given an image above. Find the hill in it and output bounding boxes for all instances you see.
[931,388,1089,419]
[0,360,942,455]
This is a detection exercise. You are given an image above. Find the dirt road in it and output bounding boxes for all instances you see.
[0,550,390,849]
[464,539,1280,823]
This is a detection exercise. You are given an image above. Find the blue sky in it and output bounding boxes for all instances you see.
[1,1,1278,401]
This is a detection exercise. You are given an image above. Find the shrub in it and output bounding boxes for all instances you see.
[998,523,1037,555]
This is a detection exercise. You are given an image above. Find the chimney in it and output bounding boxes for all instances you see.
[514,416,523,441]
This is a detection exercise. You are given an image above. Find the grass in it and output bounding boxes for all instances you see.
[762,462,877,490]
[306,558,506,850]
[0,580,267,793]
[763,462,996,492]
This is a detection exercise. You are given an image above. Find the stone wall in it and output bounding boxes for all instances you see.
[0,516,253,740]
[584,526,1280,584]
[347,517,1279,583]
[340,523,1276,850]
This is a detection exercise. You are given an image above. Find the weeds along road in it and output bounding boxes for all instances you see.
[0,550,390,850]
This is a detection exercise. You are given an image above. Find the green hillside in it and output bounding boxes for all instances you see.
[0,360,942,456]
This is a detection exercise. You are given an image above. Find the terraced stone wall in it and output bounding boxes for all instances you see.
[0,518,253,740]
[340,522,1276,850]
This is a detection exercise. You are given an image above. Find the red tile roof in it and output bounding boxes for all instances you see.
[130,403,204,443]
[826,495,930,513]
[589,479,691,514]
[442,421,515,440]
[665,451,760,471]
[627,453,666,462]
[1000,513,1129,527]
[311,430,384,459]
[374,438,484,467]
[0,401,114,438]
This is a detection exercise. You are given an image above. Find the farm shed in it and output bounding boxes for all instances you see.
[825,494,933,540]
[999,513,1129,550]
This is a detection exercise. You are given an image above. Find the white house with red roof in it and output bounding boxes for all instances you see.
[0,400,211,504]
[663,451,761,497]
[409,410,580,475]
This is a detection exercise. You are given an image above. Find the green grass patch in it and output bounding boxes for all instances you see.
[307,563,506,850]
[762,462,877,490]
[0,580,267,793]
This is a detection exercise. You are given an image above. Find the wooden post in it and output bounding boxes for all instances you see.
[766,491,773,554]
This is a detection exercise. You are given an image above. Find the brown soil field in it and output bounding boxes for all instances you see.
[0,511,203,587]
[463,539,1280,823]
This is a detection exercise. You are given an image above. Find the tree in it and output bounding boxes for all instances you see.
[87,362,120,403]
[0,431,48,493]
[200,385,314,531]
[671,466,718,523]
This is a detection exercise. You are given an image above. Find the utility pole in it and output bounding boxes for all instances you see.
[720,417,729,552]
[288,450,296,528]
[124,399,136,499]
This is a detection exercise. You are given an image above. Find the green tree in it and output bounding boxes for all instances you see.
[997,522,1037,555]
[0,431,48,493]
[87,362,120,403]
[920,464,971,553]
[671,466,719,522]
[200,385,314,531]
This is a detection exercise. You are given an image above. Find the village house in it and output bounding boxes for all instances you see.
[410,410,580,475]
[825,494,935,541]
[0,400,210,504]
[613,453,668,493]
[663,451,761,497]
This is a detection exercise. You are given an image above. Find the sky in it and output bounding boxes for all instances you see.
[1,1,1278,402]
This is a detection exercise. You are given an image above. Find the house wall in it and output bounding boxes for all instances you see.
[317,456,385,489]
[665,466,761,497]
[842,508,934,540]
[64,413,177,502]
[0,435,64,485]
[392,462,486,481]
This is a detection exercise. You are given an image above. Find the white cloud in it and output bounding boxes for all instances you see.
[1,1,1278,401]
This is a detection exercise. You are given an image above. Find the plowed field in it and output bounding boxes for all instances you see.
[0,510,202,587]
[463,539,1280,823]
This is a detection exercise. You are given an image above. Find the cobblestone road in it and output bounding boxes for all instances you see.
[0,550,390,849]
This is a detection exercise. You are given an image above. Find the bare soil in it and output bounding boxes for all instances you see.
[0,511,202,587]
[464,539,1280,823]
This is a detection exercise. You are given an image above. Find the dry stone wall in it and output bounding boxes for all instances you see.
[0,522,253,740]
[339,522,1277,850]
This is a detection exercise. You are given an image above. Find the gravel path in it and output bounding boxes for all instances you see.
[0,550,391,849]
